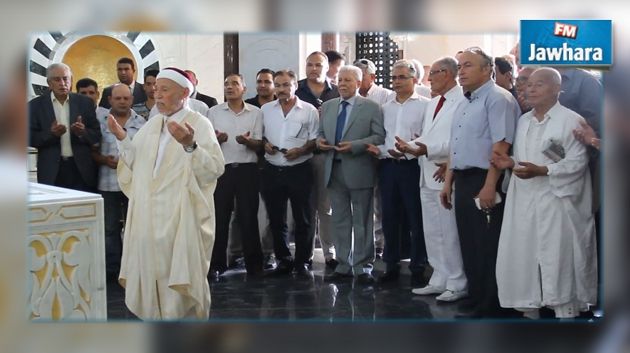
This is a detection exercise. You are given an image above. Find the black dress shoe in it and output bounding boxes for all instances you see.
[357,273,375,285]
[410,271,427,287]
[263,255,276,270]
[325,258,339,270]
[324,271,353,282]
[378,270,400,283]
[228,256,246,270]
[294,264,312,278]
[269,261,293,276]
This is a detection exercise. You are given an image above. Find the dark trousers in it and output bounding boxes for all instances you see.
[379,159,427,273]
[212,163,263,273]
[101,191,128,278]
[261,160,313,266]
[55,157,93,192]
[453,168,505,316]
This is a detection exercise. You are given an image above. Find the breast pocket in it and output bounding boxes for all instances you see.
[284,120,303,138]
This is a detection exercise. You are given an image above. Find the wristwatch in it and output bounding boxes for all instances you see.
[183,141,198,153]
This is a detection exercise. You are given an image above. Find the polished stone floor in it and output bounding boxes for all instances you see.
[106,248,600,322]
[106,248,467,321]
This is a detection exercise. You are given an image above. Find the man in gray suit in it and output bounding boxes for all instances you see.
[318,66,385,285]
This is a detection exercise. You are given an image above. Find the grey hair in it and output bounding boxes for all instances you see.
[433,56,459,76]
[225,73,247,88]
[393,59,417,78]
[410,59,425,80]
[338,65,363,82]
[46,62,72,80]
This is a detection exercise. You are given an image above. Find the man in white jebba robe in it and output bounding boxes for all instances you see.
[492,68,597,319]
[108,67,225,320]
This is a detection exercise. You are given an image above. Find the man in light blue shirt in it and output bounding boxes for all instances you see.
[441,47,520,318]
[93,84,145,282]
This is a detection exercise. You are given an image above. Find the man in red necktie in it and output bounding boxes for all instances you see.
[395,56,468,303]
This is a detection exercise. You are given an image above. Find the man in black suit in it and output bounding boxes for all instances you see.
[99,57,147,109]
[185,69,218,108]
[29,63,101,191]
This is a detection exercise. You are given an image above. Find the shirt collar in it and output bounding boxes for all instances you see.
[531,101,561,124]
[126,110,145,128]
[298,78,334,93]
[50,91,70,104]
[367,84,383,96]
[273,96,305,110]
[220,101,251,114]
[367,84,376,95]
[394,91,421,104]
[467,79,494,100]
[341,94,358,106]
[443,85,463,101]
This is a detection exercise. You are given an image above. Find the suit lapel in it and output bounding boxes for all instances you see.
[342,98,363,139]
[326,98,341,141]
[424,100,440,135]
[43,94,56,125]
[426,96,452,135]
[133,84,141,101]
[69,94,78,125]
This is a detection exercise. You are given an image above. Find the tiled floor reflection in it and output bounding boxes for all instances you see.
[107,249,468,321]
[207,260,445,321]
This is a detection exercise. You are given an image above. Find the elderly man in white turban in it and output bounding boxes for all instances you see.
[491,67,597,319]
[107,67,225,320]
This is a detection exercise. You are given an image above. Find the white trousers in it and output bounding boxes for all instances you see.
[420,186,467,291]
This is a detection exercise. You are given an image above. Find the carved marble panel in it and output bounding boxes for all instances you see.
[28,183,106,321]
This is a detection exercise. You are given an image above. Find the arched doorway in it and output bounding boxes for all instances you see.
[29,32,160,98]
[63,35,134,94]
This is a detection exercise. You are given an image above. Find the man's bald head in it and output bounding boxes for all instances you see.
[531,67,562,86]
[111,83,133,97]
[109,83,133,116]
[526,67,562,112]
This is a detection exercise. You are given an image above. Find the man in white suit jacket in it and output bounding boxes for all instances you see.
[396,57,468,302]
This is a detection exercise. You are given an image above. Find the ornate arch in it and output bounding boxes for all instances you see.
[28,31,160,97]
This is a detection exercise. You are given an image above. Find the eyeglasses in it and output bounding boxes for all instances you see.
[391,75,413,81]
[429,68,447,76]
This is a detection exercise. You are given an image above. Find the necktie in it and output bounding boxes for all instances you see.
[433,95,446,120]
[334,101,349,145]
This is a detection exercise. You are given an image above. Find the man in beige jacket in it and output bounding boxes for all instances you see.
[108,67,224,320]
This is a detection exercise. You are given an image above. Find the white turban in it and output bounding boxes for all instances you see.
[156,67,194,95]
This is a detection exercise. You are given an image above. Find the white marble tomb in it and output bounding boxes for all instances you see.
[28,183,107,321]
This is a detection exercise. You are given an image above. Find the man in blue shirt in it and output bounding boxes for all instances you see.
[441,47,520,318]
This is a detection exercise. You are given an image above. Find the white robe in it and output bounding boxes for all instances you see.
[116,108,225,320]
[496,102,597,310]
